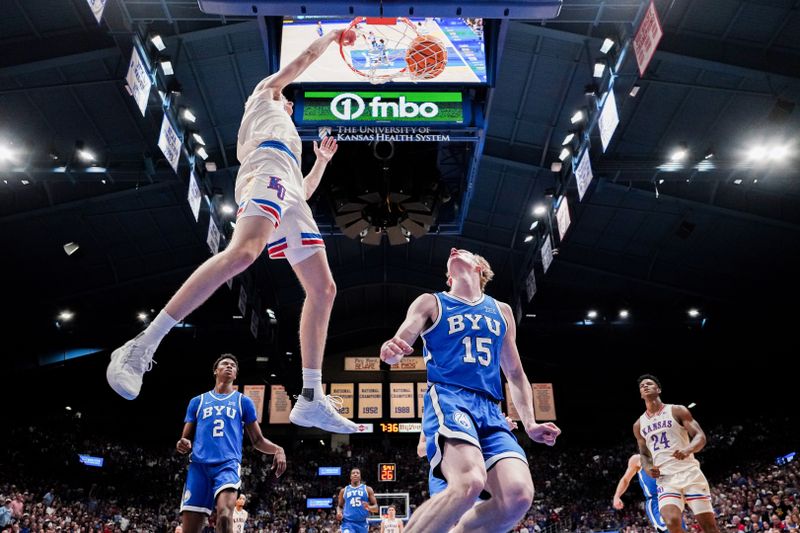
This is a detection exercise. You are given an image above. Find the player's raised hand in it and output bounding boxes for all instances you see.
[176,438,192,454]
[527,422,561,446]
[271,447,287,477]
[313,135,338,163]
[380,337,413,365]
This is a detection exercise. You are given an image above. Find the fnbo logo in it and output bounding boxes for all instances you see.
[330,93,439,120]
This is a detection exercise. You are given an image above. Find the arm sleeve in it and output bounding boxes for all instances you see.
[241,395,258,424]
[185,395,201,423]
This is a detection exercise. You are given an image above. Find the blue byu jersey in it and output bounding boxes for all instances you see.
[421,292,507,401]
[185,390,257,464]
[637,468,658,500]
[342,483,370,523]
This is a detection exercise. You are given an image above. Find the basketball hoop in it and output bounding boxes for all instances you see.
[339,17,448,84]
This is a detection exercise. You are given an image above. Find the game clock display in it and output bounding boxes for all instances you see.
[378,463,397,482]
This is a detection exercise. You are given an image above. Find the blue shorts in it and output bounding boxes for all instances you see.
[423,383,527,484]
[341,520,368,533]
[180,459,241,515]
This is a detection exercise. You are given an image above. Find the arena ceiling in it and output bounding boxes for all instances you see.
[2,0,799,371]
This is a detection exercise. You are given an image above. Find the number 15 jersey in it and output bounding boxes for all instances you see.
[421,292,507,402]
[639,404,700,475]
[185,390,258,464]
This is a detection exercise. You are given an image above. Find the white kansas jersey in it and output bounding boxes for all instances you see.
[639,404,700,476]
[232,508,248,533]
[237,92,302,170]
[382,518,402,533]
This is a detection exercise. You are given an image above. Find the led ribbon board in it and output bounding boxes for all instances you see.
[301,91,465,125]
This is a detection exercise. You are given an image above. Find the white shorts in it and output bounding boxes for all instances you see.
[234,143,325,266]
[657,467,713,515]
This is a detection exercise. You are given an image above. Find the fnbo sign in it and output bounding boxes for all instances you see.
[303,91,464,124]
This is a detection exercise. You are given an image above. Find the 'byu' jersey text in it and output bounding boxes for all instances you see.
[185,390,257,464]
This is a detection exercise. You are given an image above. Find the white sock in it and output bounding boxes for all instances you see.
[301,368,324,401]
[138,310,178,347]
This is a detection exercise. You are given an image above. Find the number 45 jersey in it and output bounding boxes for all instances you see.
[421,292,507,401]
[185,390,258,464]
[639,404,700,475]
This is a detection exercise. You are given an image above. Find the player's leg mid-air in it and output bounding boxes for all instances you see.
[106,28,359,434]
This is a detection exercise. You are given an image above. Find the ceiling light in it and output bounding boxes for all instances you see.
[593,62,606,78]
[550,161,562,172]
[669,147,688,162]
[196,147,209,160]
[58,310,74,321]
[63,242,80,256]
[687,308,700,318]
[150,35,166,51]
[77,149,95,162]
[558,147,571,161]
[746,145,767,161]
[629,85,640,97]
[137,312,149,322]
[192,133,206,145]
[524,235,534,243]
[529,221,539,231]
[533,204,547,217]
[658,179,665,184]
[182,109,197,123]
[562,133,575,146]
[21,179,30,185]
[600,38,615,54]
[205,162,217,172]
[101,179,107,184]
[570,110,585,124]
[687,402,696,409]
[221,204,235,215]
[160,60,174,76]
[587,310,598,319]
[0,145,14,161]
[769,144,791,161]
[733,179,742,185]
[65,406,72,411]
[619,309,629,319]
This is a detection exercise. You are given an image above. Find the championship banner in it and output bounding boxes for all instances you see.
[358,383,383,419]
[125,47,151,116]
[344,357,381,371]
[598,89,619,153]
[533,383,557,421]
[416,382,427,418]
[541,235,553,274]
[268,385,291,424]
[330,383,355,419]
[555,197,571,241]
[86,0,107,23]
[243,385,266,423]
[390,383,414,419]
[207,216,220,255]
[575,149,594,201]
[633,1,664,76]
[188,169,202,221]
[389,356,425,371]
[504,383,521,421]
[158,113,182,174]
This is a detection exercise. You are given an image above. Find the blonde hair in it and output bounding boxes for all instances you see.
[447,253,494,292]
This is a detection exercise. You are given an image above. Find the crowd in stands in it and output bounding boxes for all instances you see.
[2,415,798,533]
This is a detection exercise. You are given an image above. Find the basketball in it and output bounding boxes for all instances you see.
[341,29,357,46]
[405,36,448,79]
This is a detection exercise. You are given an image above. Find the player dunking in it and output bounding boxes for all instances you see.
[176,354,286,533]
[381,505,403,533]
[336,468,378,533]
[107,29,359,434]
[613,454,685,532]
[381,248,561,533]
[633,374,720,533]
[232,494,248,533]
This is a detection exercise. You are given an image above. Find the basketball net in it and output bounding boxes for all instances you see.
[339,17,447,84]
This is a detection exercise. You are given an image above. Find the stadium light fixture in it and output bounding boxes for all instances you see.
[182,108,197,123]
[593,61,606,78]
[669,144,688,162]
[77,148,95,162]
[558,147,571,161]
[570,110,585,124]
[63,242,80,256]
[550,161,563,172]
[137,312,149,322]
[687,308,700,318]
[529,221,539,231]
[619,309,629,319]
[562,133,575,146]
[587,310,598,319]
[150,34,166,51]
[196,147,209,160]
[192,133,206,145]
[532,204,548,217]
[524,235,534,243]
[600,38,615,54]
[629,85,640,97]
[58,310,74,321]
[221,204,235,215]
[160,60,174,76]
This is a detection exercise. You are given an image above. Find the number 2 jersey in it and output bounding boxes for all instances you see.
[639,404,700,476]
[185,390,258,464]
[421,292,507,401]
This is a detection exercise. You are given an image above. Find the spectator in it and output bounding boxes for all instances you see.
[0,499,13,528]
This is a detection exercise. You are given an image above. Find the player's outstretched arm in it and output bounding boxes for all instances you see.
[176,422,195,454]
[497,301,561,446]
[303,135,338,200]
[244,422,286,477]
[380,293,437,365]
[634,420,658,478]
[671,405,707,459]
[255,29,355,97]
[613,454,640,510]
